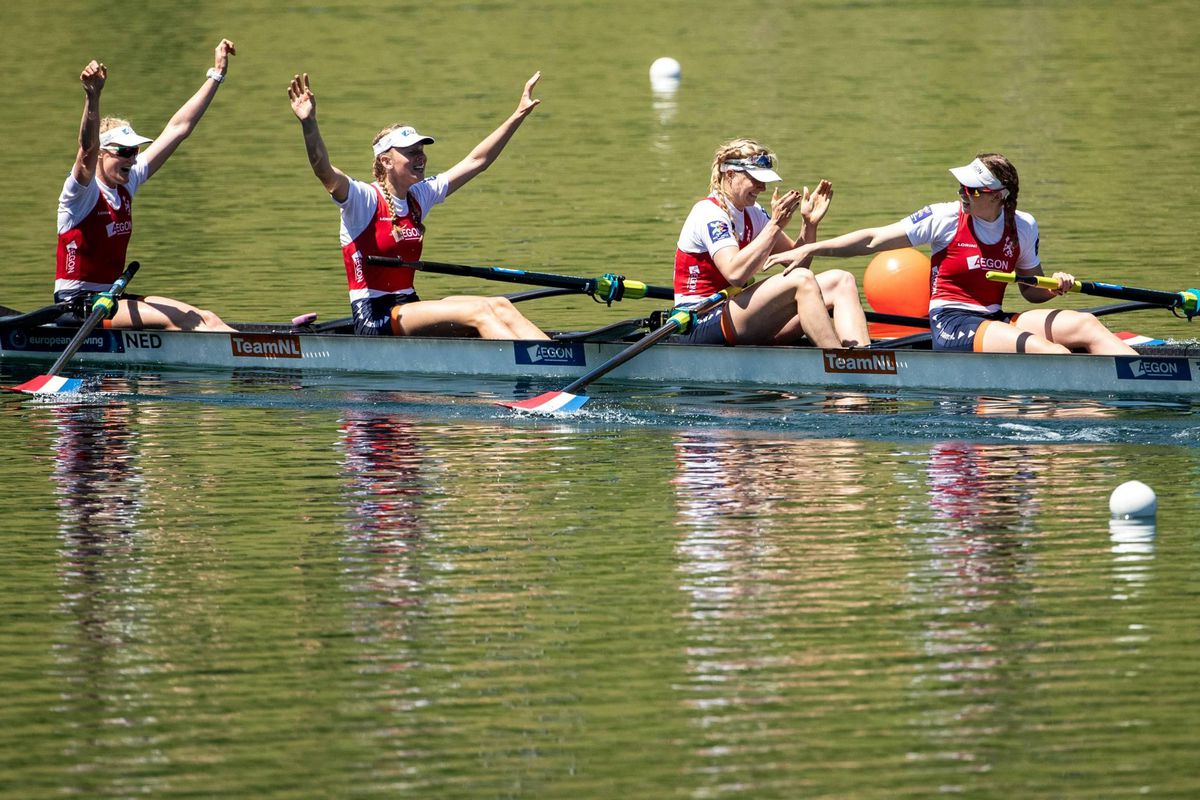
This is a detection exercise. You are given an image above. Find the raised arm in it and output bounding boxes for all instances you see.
[72,61,107,185]
[442,72,541,196]
[765,221,913,274]
[287,73,351,203]
[139,39,236,178]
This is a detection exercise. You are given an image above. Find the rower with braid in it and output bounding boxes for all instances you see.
[287,72,549,340]
[672,138,869,348]
[765,153,1137,355]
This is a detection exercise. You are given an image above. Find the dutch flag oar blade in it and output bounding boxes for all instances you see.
[500,285,743,415]
[4,261,140,396]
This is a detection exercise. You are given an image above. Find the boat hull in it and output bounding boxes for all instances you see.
[2,324,1199,399]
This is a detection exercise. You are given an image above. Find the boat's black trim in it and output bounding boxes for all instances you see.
[0,303,72,330]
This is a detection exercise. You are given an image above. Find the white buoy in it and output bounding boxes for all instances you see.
[649,57,681,93]
[1109,480,1157,519]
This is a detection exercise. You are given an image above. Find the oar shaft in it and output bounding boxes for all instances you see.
[46,261,140,376]
[986,270,1188,308]
[561,286,741,395]
[365,256,674,301]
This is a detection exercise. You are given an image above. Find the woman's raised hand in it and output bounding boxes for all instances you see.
[516,71,542,116]
[213,39,236,76]
[800,179,833,228]
[288,73,316,121]
[80,60,107,96]
[770,188,803,229]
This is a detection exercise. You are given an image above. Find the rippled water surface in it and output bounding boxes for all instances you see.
[3,1,1200,797]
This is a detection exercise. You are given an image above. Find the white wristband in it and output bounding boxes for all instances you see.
[206,68,225,84]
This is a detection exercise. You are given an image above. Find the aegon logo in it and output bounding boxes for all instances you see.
[966,255,1010,271]
[514,341,585,366]
[1115,356,1192,382]
[822,350,898,375]
[106,220,132,237]
[231,333,303,358]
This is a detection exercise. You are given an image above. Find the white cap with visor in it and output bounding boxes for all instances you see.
[949,157,1008,196]
[372,126,436,158]
[99,125,153,149]
[720,152,782,183]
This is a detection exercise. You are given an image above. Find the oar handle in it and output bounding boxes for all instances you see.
[985,271,1081,293]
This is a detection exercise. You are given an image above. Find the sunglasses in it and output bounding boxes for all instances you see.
[105,145,140,159]
[958,183,1002,199]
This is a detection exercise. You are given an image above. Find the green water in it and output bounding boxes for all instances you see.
[3,1,1200,797]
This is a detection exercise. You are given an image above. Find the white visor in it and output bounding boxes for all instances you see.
[949,157,1006,192]
[721,155,782,183]
[99,125,153,149]
[372,126,436,157]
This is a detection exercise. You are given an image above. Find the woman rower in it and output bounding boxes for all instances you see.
[286,72,549,340]
[672,138,870,348]
[765,153,1137,355]
[56,41,237,332]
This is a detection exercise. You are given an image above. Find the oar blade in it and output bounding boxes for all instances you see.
[5,374,86,395]
[499,390,590,414]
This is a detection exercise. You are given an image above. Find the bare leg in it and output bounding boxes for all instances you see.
[979,319,1069,353]
[814,269,870,347]
[1015,309,1137,355]
[112,296,236,332]
[725,270,841,347]
[394,296,549,340]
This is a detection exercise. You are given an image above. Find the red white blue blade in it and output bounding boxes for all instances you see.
[5,374,86,395]
[499,390,590,414]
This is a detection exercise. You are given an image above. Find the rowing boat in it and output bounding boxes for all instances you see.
[2,310,1199,400]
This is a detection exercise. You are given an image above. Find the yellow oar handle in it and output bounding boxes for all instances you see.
[985,271,1081,293]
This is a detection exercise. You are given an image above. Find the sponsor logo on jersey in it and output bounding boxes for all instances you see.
[1114,356,1192,381]
[390,226,422,242]
[106,220,132,237]
[514,342,586,366]
[231,333,303,358]
[966,255,1012,271]
[908,206,933,224]
[707,220,732,243]
[822,350,898,375]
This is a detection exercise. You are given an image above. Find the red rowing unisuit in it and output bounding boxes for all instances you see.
[341,184,425,296]
[56,185,133,286]
[930,207,1020,309]
[674,197,755,300]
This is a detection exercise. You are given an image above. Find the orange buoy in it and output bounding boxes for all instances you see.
[863,248,931,339]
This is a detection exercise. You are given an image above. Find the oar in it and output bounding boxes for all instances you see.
[6,261,140,395]
[986,271,1200,319]
[365,256,674,303]
[501,285,744,413]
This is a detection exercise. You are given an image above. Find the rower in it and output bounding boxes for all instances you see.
[765,153,1137,355]
[56,41,238,333]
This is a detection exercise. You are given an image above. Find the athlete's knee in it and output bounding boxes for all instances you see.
[823,269,859,295]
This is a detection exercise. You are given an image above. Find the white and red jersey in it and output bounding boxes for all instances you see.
[674,195,768,303]
[338,176,449,302]
[902,201,1040,313]
[55,163,149,293]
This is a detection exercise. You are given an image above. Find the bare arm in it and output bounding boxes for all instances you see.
[72,61,107,185]
[765,220,913,274]
[1018,265,1076,303]
[139,39,236,178]
[710,190,803,287]
[443,72,541,196]
[287,73,351,202]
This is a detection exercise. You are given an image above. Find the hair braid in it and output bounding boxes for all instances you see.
[977,152,1019,231]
